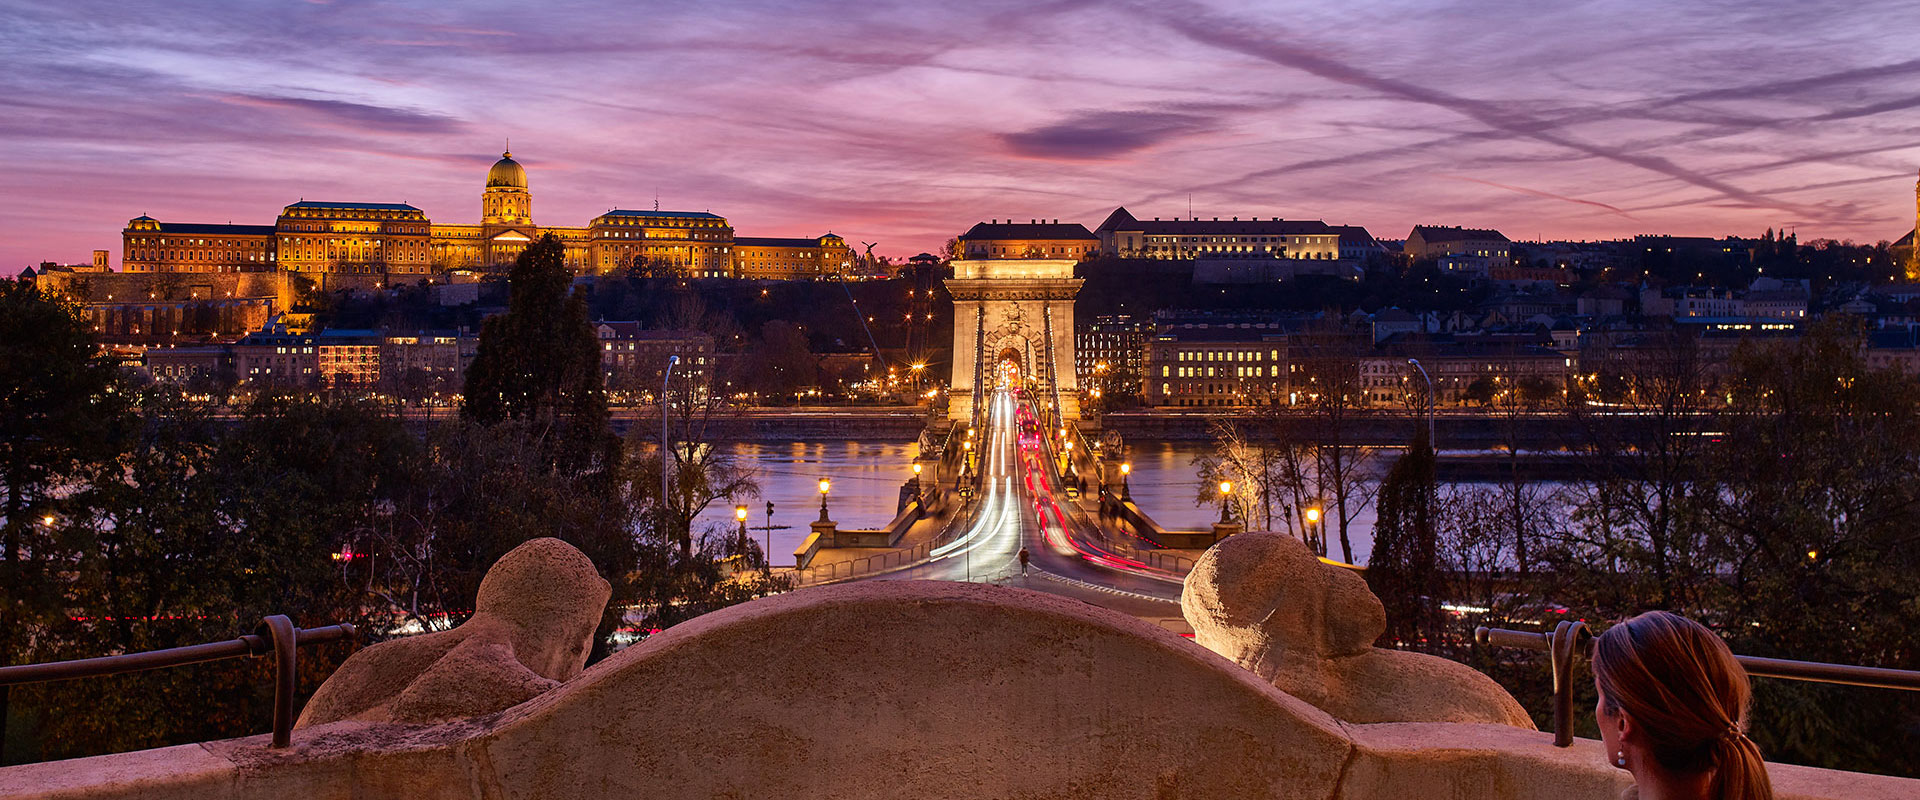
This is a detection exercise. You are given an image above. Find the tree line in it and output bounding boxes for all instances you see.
[1201,316,1920,776]
[0,235,772,764]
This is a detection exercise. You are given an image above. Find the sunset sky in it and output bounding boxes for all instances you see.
[5,0,1920,268]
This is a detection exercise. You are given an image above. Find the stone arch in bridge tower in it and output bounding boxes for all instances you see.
[986,332,1036,388]
[946,258,1084,422]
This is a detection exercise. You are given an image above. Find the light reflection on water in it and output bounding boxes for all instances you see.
[690,441,919,559]
[691,439,1395,566]
[1119,441,1380,566]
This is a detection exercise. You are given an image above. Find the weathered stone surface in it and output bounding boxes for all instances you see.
[0,741,236,800]
[471,580,1355,800]
[296,537,611,727]
[7,577,1915,800]
[1341,722,1920,800]
[1184,531,1534,727]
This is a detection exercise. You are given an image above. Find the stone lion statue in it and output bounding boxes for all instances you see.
[297,537,612,727]
[1183,532,1533,727]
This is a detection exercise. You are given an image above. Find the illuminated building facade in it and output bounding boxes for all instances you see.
[121,149,844,281]
[277,202,433,278]
[122,219,276,273]
[586,210,734,277]
[1405,225,1511,262]
[957,220,1099,260]
[1095,208,1341,260]
[733,235,852,280]
[1144,327,1290,407]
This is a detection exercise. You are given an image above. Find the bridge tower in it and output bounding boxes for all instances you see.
[945,258,1083,424]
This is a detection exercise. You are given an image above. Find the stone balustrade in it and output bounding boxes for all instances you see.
[2,543,1911,800]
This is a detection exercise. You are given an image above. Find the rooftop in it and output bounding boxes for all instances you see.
[128,222,278,236]
[283,201,422,212]
[1411,225,1510,243]
[599,209,726,220]
[735,236,829,248]
[959,220,1098,241]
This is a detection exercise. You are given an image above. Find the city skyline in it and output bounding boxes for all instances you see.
[6,0,1920,269]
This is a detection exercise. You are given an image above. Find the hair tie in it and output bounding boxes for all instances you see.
[1721,725,1743,742]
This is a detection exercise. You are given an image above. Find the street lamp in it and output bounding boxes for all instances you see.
[763,501,775,574]
[735,504,750,552]
[1305,507,1323,555]
[661,355,680,537]
[818,477,832,522]
[1406,358,1435,446]
[1119,462,1132,501]
[1218,480,1235,523]
[912,462,924,505]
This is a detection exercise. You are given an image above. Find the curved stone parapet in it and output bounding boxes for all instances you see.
[1184,532,1534,727]
[474,580,1353,798]
[3,580,1915,800]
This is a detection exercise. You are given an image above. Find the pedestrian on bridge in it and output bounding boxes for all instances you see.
[1018,547,1031,576]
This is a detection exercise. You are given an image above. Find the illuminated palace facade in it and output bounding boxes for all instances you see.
[121,151,851,281]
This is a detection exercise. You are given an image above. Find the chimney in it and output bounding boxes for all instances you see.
[1031,218,1037,224]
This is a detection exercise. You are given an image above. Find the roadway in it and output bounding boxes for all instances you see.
[877,391,1187,624]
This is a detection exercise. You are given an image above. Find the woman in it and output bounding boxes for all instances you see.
[1592,611,1773,800]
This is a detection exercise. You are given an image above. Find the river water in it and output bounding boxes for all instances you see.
[689,441,921,559]
[690,440,1386,565]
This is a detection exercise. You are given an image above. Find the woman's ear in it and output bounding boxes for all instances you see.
[1614,708,1636,744]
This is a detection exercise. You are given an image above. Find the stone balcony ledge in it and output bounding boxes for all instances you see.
[2,543,1913,800]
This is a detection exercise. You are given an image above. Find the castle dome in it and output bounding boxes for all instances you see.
[487,151,527,189]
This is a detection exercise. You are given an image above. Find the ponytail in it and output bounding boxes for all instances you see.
[1710,730,1773,800]
[1593,611,1774,800]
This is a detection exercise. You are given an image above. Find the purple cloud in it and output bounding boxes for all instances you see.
[1001,111,1217,160]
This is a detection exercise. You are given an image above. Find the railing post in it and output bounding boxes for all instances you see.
[257,615,298,748]
[1548,619,1588,747]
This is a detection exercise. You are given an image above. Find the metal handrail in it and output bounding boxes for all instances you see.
[0,616,356,748]
[1475,624,1920,748]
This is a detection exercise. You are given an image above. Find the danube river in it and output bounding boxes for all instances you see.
[690,440,1384,565]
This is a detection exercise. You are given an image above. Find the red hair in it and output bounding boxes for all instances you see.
[1592,611,1773,800]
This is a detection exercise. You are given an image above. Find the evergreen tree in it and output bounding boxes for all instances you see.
[462,234,616,470]
[1367,427,1441,649]
[0,279,132,759]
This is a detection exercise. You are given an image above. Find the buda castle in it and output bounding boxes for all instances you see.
[120,150,851,283]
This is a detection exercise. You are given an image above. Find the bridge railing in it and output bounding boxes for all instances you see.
[790,540,939,587]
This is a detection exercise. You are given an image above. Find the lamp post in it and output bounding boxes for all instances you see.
[912,462,924,505]
[734,504,750,557]
[1305,506,1323,555]
[817,477,832,522]
[763,501,775,575]
[1120,462,1132,501]
[1406,358,1435,447]
[1218,480,1235,524]
[661,354,679,539]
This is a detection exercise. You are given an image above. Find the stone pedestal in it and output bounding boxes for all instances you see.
[1212,522,1245,542]
[812,519,838,547]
